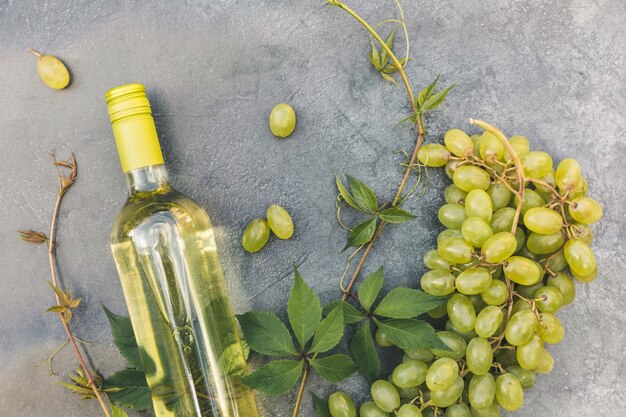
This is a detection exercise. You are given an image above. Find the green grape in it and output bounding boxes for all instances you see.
[534,286,563,313]
[504,310,537,346]
[397,404,422,417]
[437,229,464,244]
[447,293,477,333]
[445,184,468,205]
[269,103,296,138]
[481,232,517,263]
[564,238,596,276]
[481,280,509,306]
[455,267,492,295]
[569,196,603,224]
[521,151,553,178]
[572,223,593,244]
[328,392,357,417]
[516,281,544,298]
[546,250,568,272]
[376,328,395,347]
[471,133,481,154]
[495,348,518,368]
[421,270,456,296]
[421,409,436,417]
[516,334,543,370]
[509,135,530,158]
[242,219,270,253]
[461,217,493,248]
[395,384,421,400]
[523,207,563,234]
[479,132,505,162]
[506,365,536,389]
[534,348,554,373]
[423,249,452,271]
[30,50,71,90]
[444,129,474,157]
[468,373,496,410]
[360,401,390,417]
[490,207,515,233]
[431,331,467,360]
[453,166,491,192]
[555,158,581,191]
[487,182,512,211]
[568,176,588,199]
[466,337,493,375]
[534,169,556,194]
[495,373,524,411]
[418,143,451,167]
[439,203,468,229]
[571,265,598,283]
[438,237,474,264]
[546,272,576,305]
[511,299,531,315]
[514,228,525,253]
[526,231,565,254]
[503,256,542,285]
[427,302,449,319]
[536,313,564,344]
[430,376,464,407]
[371,380,400,413]
[403,348,434,362]
[475,305,504,338]
[469,293,488,311]
[426,357,459,391]
[444,403,471,417]
[513,188,546,215]
[445,320,477,342]
[266,204,294,239]
[465,189,493,222]
[471,403,501,417]
[445,159,462,179]
[392,360,428,388]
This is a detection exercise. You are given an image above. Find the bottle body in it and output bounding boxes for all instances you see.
[110,166,259,417]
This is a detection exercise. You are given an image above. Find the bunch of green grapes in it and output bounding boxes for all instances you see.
[327,126,602,417]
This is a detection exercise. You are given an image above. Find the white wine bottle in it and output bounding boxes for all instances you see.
[107,83,260,417]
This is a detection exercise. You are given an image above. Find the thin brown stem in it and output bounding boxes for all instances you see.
[342,220,386,300]
[27,47,42,57]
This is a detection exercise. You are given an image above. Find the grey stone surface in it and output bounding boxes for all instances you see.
[1,0,624,416]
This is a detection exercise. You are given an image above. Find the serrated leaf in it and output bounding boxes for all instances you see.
[288,266,322,349]
[237,311,298,356]
[357,267,384,312]
[312,393,332,417]
[373,319,448,351]
[323,301,364,324]
[111,403,130,417]
[241,360,303,396]
[422,83,456,112]
[335,176,361,211]
[309,303,344,353]
[368,39,382,70]
[343,217,377,251]
[59,382,95,397]
[377,207,416,224]
[347,175,378,213]
[102,306,143,371]
[417,75,440,109]
[378,27,396,68]
[373,288,447,318]
[350,321,380,381]
[104,369,151,411]
[310,354,357,382]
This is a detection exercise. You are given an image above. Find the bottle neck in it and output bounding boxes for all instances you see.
[125,164,170,196]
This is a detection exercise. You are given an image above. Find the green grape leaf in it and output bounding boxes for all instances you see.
[343,217,377,251]
[422,83,456,112]
[373,288,447,319]
[110,403,130,417]
[323,300,364,324]
[102,306,143,371]
[398,112,418,125]
[241,360,304,396]
[373,318,448,351]
[416,74,440,110]
[357,266,384,312]
[312,393,332,417]
[347,175,378,213]
[237,311,298,356]
[377,207,416,224]
[309,303,344,353]
[378,27,396,68]
[310,354,357,382]
[335,176,361,211]
[288,266,322,349]
[381,72,397,84]
[368,39,382,71]
[350,321,380,381]
[103,369,151,411]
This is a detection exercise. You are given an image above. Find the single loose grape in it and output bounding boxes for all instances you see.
[468,373,496,411]
[403,348,434,362]
[534,348,554,373]
[444,184,468,205]
[438,203,467,229]
[455,267,492,295]
[430,331,467,360]
[534,286,563,313]
[471,403,501,417]
[516,334,543,370]
[547,272,576,305]
[521,151,553,178]
[438,237,474,264]
[509,135,530,158]
[568,196,603,224]
[430,376,464,407]
[495,373,524,411]
[536,313,564,344]
[481,232,517,263]
[523,207,563,234]
[475,305,504,338]
[360,401,389,417]
[242,219,270,253]
[423,249,452,271]
[392,360,428,388]
[444,403,471,417]
[505,310,537,346]
[418,143,451,167]
[481,280,509,306]
[526,231,565,255]
[479,132,505,162]
[266,204,294,239]
[453,166,491,192]
[466,337,493,375]
[447,293,476,333]
[420,270,456,296]
[397,404,422,417]
[371,380,400,412]
[375,328,394,347]
[444,129,474,157]
[426,357,459,391]
[465,189,493,222]
[462,217,493,248]
[29,49,70,89]
[555,157,581,191]
[437,229,464,244]
[503,256,542,285]
[490,208,515,233]
[564,238,597,276]
[507,365,536,389]
[487,182,512,211]
[269,103,296,138]
[328,392,356,417]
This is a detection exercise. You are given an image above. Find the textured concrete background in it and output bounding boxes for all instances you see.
[1,1,625,416]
